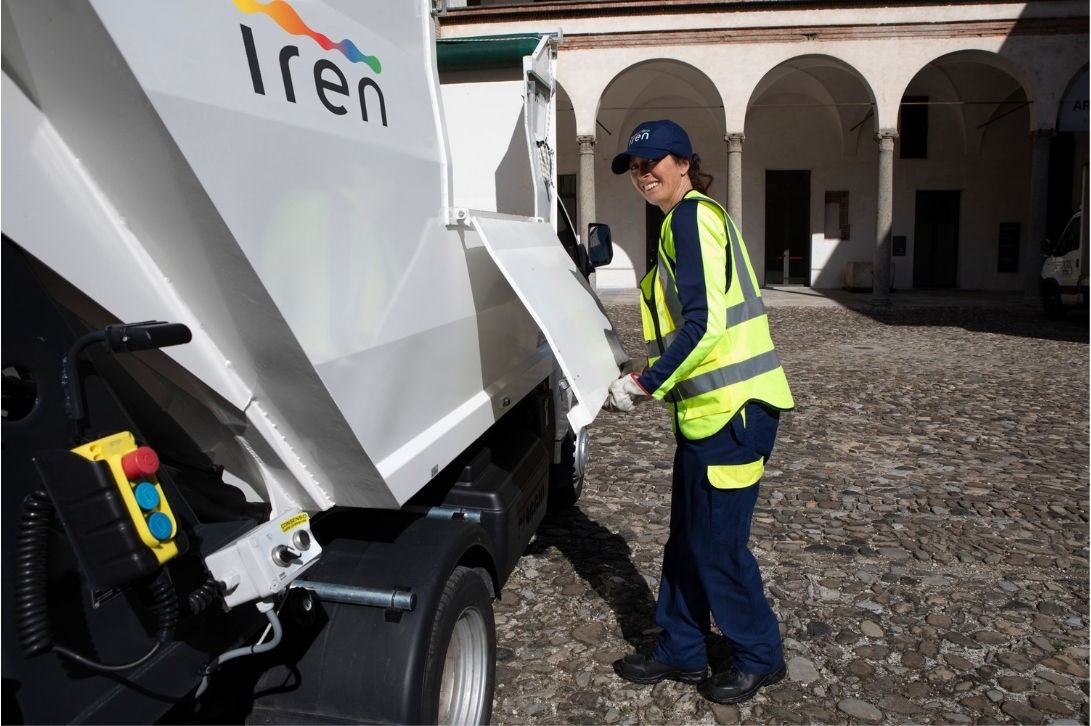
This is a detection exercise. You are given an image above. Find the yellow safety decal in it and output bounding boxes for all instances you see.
[280,512,310,533]
[708,460,764,490]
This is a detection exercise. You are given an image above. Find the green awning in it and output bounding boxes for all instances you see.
[436,34,543,72]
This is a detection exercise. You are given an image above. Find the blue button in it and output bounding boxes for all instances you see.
[134,482,160,511]
[147,512,173,541]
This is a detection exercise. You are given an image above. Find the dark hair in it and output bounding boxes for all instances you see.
[684,152,714,194]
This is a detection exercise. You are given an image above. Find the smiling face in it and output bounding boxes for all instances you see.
[629,153,693,213]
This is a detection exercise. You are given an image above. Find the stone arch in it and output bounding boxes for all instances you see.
[896,50,1034,290]
[597,59,725,162]
[744,55,878,288]
[749,54,878,157]
[1056,64,1089,133]
[593,59,726,285]
[901,50,1032,157]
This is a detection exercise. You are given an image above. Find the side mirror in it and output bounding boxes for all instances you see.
[1040,237,1054,257]
[587,223,613,268]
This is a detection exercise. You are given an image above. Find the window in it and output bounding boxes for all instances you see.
[824,191,850,240]
[1056,214,1081,255]
[900,95,928,159]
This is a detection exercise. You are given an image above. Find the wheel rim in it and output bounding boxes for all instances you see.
[438,605,490,725]
[573,427,590,480]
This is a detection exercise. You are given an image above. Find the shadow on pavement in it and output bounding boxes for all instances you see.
[527,506,658,651]
[768,288,1090,343]
[833,300,1089,343]
[528,506,742,672]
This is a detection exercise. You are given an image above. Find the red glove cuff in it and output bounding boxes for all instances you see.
[629,372,650,395]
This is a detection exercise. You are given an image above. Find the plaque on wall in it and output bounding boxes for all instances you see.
[997,223,1020,273]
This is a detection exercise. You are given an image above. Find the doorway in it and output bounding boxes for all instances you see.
[764,170,811,285]
[913,190,960,288]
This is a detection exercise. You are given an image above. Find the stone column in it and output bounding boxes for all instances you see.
[873,129,897,307]
[577,135,597,240]
[1025,129,1053,302]
[725,133,745,226]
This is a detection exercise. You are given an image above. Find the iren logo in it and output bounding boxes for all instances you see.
[234,0,387,126]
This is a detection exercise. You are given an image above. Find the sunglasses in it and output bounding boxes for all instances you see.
[628,157,665,175]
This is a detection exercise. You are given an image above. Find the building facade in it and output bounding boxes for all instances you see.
[437,0,1089,302]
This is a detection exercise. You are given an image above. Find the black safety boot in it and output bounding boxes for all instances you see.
[612,654,707,685]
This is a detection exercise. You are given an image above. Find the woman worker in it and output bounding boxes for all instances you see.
[604,119,794,705]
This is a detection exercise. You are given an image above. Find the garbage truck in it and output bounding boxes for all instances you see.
[1,1,626,723]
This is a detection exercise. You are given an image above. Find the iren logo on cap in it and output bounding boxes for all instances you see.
[234,0,388,126]
[630,129,651,145]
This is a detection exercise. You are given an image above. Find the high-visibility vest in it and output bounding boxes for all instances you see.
[639,190,794,439]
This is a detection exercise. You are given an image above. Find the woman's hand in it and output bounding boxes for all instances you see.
[603,373,650,412]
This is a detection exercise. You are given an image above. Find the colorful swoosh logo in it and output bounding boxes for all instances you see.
[233,0,381,74]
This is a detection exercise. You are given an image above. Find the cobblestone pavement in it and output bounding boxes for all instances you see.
[491,293,1090,725]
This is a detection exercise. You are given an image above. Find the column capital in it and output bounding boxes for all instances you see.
[874,128,899,144]
[577,135,596,153]
[725,133,745,152]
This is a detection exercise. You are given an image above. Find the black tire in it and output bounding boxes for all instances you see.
[1042,284,1067,320]
[422,566,495,725]
[548,428,583,510]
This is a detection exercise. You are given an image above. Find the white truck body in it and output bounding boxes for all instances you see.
[2,2,624,722]
[3,0,620,511]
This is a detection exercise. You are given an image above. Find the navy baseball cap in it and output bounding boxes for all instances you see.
[611,120,693,174]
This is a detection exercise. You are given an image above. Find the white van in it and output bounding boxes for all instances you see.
[1040,210,1089,319]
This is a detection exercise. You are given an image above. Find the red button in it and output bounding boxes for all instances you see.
[122,446,160,480]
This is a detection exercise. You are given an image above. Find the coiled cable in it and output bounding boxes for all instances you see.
[187,578,223,615]
[14,490,55,658]
[14,489,180,672]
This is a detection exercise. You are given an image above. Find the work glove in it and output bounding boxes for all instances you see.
[604,373,650,412]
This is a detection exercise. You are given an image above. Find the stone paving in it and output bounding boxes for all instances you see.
[491,292,1090,724]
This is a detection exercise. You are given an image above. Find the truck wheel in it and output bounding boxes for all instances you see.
[1042,284,1067,320]
[548,428,585,510]
[423,566,495,725]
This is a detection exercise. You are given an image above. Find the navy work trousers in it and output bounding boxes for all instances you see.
[651,402,784,675]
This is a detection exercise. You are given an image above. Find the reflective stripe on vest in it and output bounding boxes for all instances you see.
[673,348,782,401]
